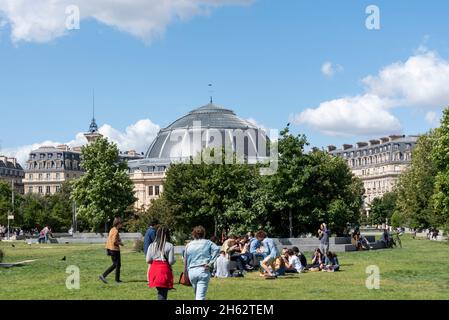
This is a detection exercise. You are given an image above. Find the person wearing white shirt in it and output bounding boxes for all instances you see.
[285,249,305,273]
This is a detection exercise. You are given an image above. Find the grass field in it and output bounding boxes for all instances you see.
[1,236,448,300]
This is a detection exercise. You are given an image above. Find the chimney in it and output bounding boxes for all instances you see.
[8,157,16,166]
[369,139,380,146]
[356,142,368,148]
[380,137,389,143]
[56,144,69,151]
[389,135,404,142]
[327,145,337,152]
[343,144,353,150]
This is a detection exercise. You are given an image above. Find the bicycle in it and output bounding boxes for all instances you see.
[390,232,402,248]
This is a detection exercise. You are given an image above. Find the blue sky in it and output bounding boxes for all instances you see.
[1,0,449,164]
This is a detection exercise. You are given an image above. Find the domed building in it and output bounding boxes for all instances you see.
[129,102,269,209]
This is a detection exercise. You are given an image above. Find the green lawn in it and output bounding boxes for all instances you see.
[1,236,448,300]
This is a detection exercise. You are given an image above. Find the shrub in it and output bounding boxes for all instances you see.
[133,239,144,253]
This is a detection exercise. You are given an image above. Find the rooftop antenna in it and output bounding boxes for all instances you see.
[208,83,213,104]
[88,89,99,133]
[92,88,95,120]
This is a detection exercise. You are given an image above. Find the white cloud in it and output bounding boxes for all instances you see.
[98,119,160,153]
[294,50,449,136]
[0,0,252,43]
[321,61,343,78]
[291,94,401,137]
[425,111,440,127]
[246,117,268,133]
[1,119,160,166]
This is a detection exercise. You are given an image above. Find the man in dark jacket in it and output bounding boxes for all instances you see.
[143,219,159,256]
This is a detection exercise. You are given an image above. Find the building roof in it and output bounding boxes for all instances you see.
[330,135,419,154]
[144,103,267,160]
[164,103,255,131]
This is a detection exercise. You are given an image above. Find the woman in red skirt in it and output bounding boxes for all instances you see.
[146,226,176,300]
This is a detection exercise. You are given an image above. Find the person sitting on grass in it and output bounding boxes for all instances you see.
[256,230,280,278]
[322,251,340,272]
[291,246,307,270]
[381,229,391,248]
[285,249,305,273]
[273,255,286,276]
[214,251,231,278]
[224,237,251,273]
[308,248,325,271]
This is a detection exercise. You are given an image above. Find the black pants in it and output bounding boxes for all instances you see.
[157,287,169,300]
[103,250,121,281]
[230,253,245,271]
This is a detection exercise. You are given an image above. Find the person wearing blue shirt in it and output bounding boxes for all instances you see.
[143,219,159,256]
[184,226,220,300]
[255,230,280,278]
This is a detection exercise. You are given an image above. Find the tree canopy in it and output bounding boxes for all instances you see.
[71,137,136,231]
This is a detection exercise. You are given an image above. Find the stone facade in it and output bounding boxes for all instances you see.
[0,156,25,194]
[328,135,418,214]
[23,145,84,195]
[129,164,166,210]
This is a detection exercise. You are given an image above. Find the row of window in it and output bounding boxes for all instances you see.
[341,143,413,158]
[359,165,402,176]
[28,185,61,194]
[0,168,24,177]
[27,160,80,170]
[27,172,70,181]
[347,152,411,168]
[31,153,63,159]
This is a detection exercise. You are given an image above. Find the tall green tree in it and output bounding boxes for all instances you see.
[71,137,136,231]
[432,106,449,231]
[263,128,364,236]
[0,180,22,226]
[370,191,398,225]
[163,153,261,237]
[395,132,438,229]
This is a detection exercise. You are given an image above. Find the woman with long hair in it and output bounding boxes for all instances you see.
[146,226,176,300]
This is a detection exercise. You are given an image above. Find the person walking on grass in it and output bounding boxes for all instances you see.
[144,219,159,256]
[99,217,124,284]
[146,226,175,300]
[184,226,220,300]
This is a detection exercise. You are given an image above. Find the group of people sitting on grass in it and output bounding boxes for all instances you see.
[99,218,340,301]
[212,229,340,279]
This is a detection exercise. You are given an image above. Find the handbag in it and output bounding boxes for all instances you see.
[179,244,192,286]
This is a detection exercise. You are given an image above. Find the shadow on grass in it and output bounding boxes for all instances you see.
[123,279,148,283]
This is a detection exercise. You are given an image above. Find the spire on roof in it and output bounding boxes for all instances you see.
[89,89,98,133]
